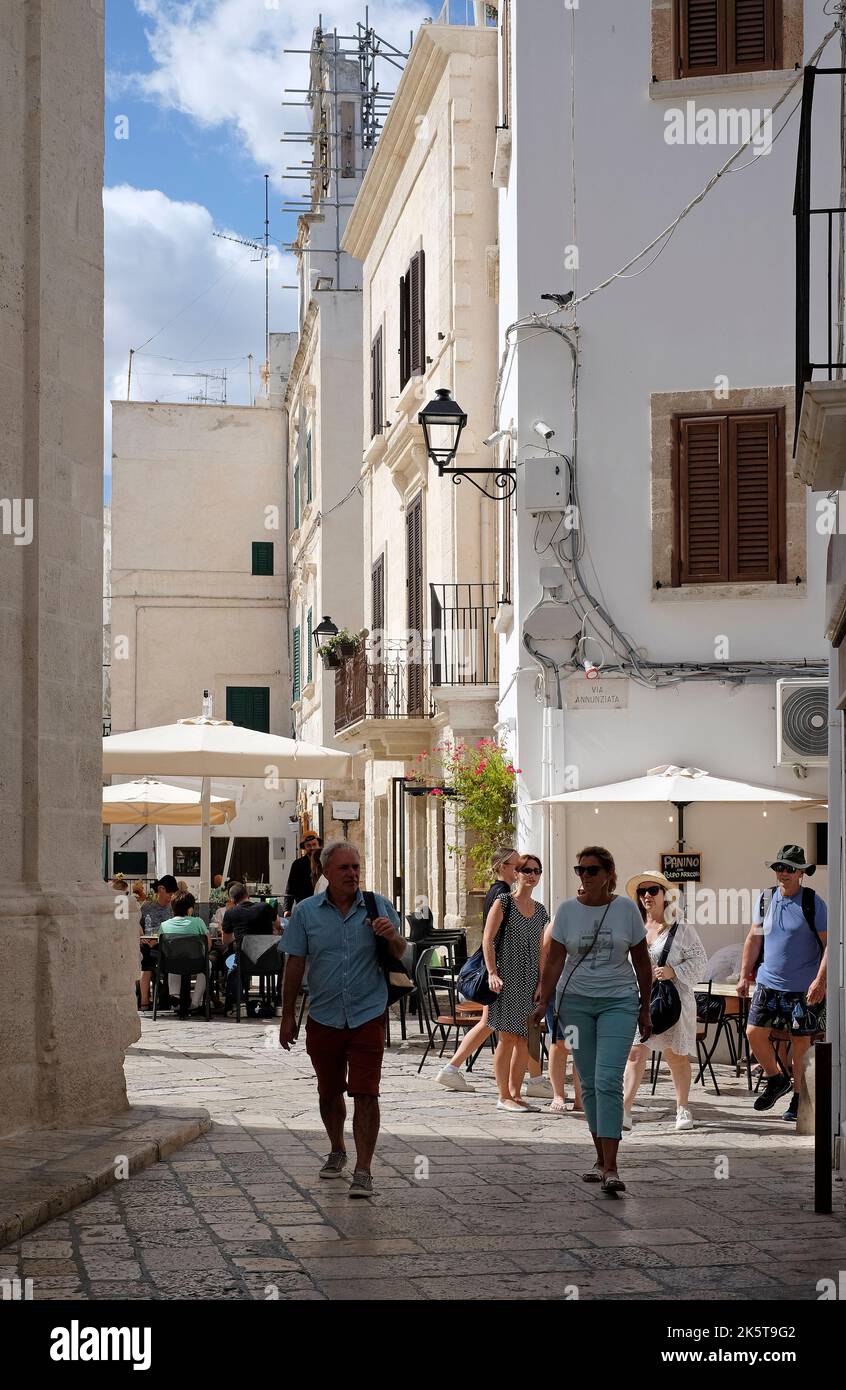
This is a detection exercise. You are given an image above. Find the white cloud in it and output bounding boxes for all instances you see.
[121,0,431,179]
[104,183,296,477]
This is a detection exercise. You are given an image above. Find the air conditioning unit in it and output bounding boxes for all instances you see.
[776,680,828,767]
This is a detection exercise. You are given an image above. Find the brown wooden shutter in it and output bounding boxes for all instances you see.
[728,0,779,72]
[676,416,729,583]
[409,249,425,377]
[677,0,723,78]
[370,327,383,438]
[372,553,385,632]
[371,552,385,717]
[728,412,780,581]
[399,272,410,389]
[406,494,424,715]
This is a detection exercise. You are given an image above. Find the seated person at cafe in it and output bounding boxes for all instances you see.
[222,883,281,1014]
[159,891,210,1019]
[138,875,179,1012]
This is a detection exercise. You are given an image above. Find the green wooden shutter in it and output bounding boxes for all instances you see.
[306,609,313,684]
[252,541,273,576]
[306,433,313,503]
[226,686,270,733]
[293,626,301,703]
[293,463,301,529]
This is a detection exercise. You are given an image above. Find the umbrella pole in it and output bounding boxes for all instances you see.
[221,825,236,882]
[200,778,211,907]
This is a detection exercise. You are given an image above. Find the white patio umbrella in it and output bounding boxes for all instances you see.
[103,716,351,901]
[102,777,237,826]
[529,765,815,807]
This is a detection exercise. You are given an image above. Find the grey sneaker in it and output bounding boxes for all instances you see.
[348,1169,374,1199]
[319,1150,348,1180]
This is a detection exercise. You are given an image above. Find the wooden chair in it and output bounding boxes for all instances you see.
[414,950,485,1074]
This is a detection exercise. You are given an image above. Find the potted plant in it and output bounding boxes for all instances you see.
[318,642,343,669]
[318,627,367,664]
[408,739,519,884]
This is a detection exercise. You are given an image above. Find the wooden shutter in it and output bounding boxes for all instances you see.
[305,433,313,503]
[399,272,410,389]
[292,627,301,704]
[409,249,426,377]
[251,541,273,576]
[293,462,300,529]
[372,553,385,632]
[406,495,424,716]
[370,327,383,438]
[677,0,723,78]
[728,412,781,581]
[306,609,313,684]
[676,1,778,78]
[226,686,270,733]
[728,0,779,72]
[676,416,729,583]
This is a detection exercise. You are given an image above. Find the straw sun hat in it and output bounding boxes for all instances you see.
[624,869,677,902]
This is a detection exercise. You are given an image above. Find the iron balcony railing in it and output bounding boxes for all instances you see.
[794,64,846,448]
[429,582,499,688]
[335,641,434,733]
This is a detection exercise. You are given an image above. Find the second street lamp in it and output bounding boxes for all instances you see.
[418,387,516,498]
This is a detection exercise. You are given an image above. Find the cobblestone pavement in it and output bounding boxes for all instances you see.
[4,1016,845,1301]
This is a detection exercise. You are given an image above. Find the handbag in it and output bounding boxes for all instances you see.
[364,891,415,1005]
[649,922,682,1036]
[457,891,513,1005]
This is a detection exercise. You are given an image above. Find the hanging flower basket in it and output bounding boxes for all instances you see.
[408,739,518,879]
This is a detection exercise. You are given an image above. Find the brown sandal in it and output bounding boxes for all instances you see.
[582,1164,604,1183]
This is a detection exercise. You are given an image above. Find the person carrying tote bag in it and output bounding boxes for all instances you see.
[622,870,707,1133]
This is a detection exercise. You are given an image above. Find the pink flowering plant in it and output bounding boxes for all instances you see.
[410,738,518,879]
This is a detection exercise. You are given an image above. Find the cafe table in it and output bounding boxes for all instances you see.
[695,980,752,1090]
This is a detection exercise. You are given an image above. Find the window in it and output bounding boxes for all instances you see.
[500,0,511,128]
[306,608,313,684]
[406,494,424,715]
[674,0,781,79]
[372,553,385,634]
[305,432,313,503]
[252,541,273,576]
[113,851,148,877]
[399,249,425,390]
[292,626,301,704]
[370,327,384,438]
[226,686,270,733]
[293,460,301,529]
[672,409,785,585]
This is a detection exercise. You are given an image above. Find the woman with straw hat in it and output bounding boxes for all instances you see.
[622,869,707,1133]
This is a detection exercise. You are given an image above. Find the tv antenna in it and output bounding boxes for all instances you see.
[213,173,271,395]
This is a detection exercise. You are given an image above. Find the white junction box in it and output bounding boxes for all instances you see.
[524,456,567,513]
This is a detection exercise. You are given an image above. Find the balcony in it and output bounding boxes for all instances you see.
[430,582,498,688]
[334,641,436,752]
[793,64,846,489]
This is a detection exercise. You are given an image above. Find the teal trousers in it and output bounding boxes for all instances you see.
[560,992,639,1139]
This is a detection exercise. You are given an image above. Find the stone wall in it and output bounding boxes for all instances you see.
[0,0,139,1137]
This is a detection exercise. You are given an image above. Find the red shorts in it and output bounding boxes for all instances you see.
[305,1013,386,1099]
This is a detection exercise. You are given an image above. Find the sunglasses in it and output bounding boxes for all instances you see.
[517,865,541,876]
[574,865,603,878]
[639,884,663,897]
[774,864,799,874]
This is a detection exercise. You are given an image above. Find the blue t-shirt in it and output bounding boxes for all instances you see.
[283,889,401,1029]
[550,895,645,1000]
[754,889,827,993]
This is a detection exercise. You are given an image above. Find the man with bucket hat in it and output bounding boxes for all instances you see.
[737,845,828,1121]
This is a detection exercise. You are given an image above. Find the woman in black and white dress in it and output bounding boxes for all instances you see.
[484,854,549,1113]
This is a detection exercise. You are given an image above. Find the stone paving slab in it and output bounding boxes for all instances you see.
[0,1105,210,1246]
[2,1016,845,1300]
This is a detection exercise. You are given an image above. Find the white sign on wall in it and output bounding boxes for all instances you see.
[332,801,360,820]
[564,678,629,711]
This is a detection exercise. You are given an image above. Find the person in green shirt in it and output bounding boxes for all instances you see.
[159,891,210,1018]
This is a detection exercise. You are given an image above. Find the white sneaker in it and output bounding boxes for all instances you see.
[436,1065,475,1092]
[675,1106,694,1131]
[622,1110,633,1132]
[524,1075,553,1098]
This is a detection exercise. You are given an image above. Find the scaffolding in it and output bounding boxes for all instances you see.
[280,9,410,287]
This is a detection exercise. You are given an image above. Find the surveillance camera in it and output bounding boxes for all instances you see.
[534,421,555,441]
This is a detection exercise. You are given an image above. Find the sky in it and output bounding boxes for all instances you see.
[103,0,443,498]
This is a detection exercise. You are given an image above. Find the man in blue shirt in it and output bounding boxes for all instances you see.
[279,840,405,1198]
[739,845,828,1121]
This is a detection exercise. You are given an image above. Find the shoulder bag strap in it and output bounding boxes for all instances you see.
[656,921,680,968]
[553,898,613,1027]
[801,886,824,958]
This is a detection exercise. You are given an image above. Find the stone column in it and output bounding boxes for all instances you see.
[0,0,139,1138]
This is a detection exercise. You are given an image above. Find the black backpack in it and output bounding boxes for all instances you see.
[363,891,414,1005]
[755,886,824,968]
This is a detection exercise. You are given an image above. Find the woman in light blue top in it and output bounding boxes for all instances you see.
[533,846,653,1194]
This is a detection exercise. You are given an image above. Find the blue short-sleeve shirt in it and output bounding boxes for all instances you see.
[283,889,401,1029]
[754,888,827,993]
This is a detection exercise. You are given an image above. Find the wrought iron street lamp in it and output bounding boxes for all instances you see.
[418,388,516,498]
[312,615,338,650]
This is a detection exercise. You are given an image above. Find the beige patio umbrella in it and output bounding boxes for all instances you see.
[103,716,352,900]
[102,777,237,826]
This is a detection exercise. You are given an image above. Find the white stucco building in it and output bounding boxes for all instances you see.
[109,348,301,895]
[492,0,831,963]
[339,18,499,932]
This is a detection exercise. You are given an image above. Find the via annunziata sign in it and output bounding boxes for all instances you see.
[564,678,629,710]
[661,852,702,883]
